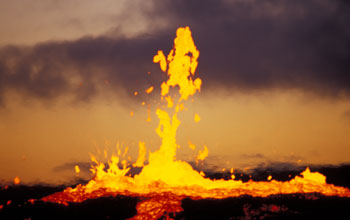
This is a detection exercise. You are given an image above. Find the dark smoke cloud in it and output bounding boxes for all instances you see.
[150,0,350,96]
[0,0,349,106]
[0,35,169,106]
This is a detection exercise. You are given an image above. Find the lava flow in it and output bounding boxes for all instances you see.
[42,27,350,219]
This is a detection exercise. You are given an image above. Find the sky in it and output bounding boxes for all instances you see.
[0,0,349,184]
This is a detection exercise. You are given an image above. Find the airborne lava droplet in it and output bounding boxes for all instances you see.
[145,86,154,94]
[13,176,20,185]
[75,165,80,174]
[194,113,201,122]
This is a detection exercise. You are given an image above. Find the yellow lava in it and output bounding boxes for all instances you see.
[145,86,154,94]
[196,145,209,161]
[43,26,350,210]
[188,141,196,150]
[74,165,80,174]
[133,142,147,167]
[194,113,201,122]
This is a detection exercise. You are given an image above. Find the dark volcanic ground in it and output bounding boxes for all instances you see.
[1,164,349,220]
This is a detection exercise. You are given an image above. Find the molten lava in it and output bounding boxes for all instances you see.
[42,27,350,219]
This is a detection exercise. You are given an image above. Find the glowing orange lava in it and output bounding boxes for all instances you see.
[42,26,350,219]
[13,176,20,185]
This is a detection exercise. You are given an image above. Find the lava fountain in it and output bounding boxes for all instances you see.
[42,27,350,219]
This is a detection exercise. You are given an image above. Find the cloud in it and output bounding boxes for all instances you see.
[0,35,167,106]
[0,0,349,106]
